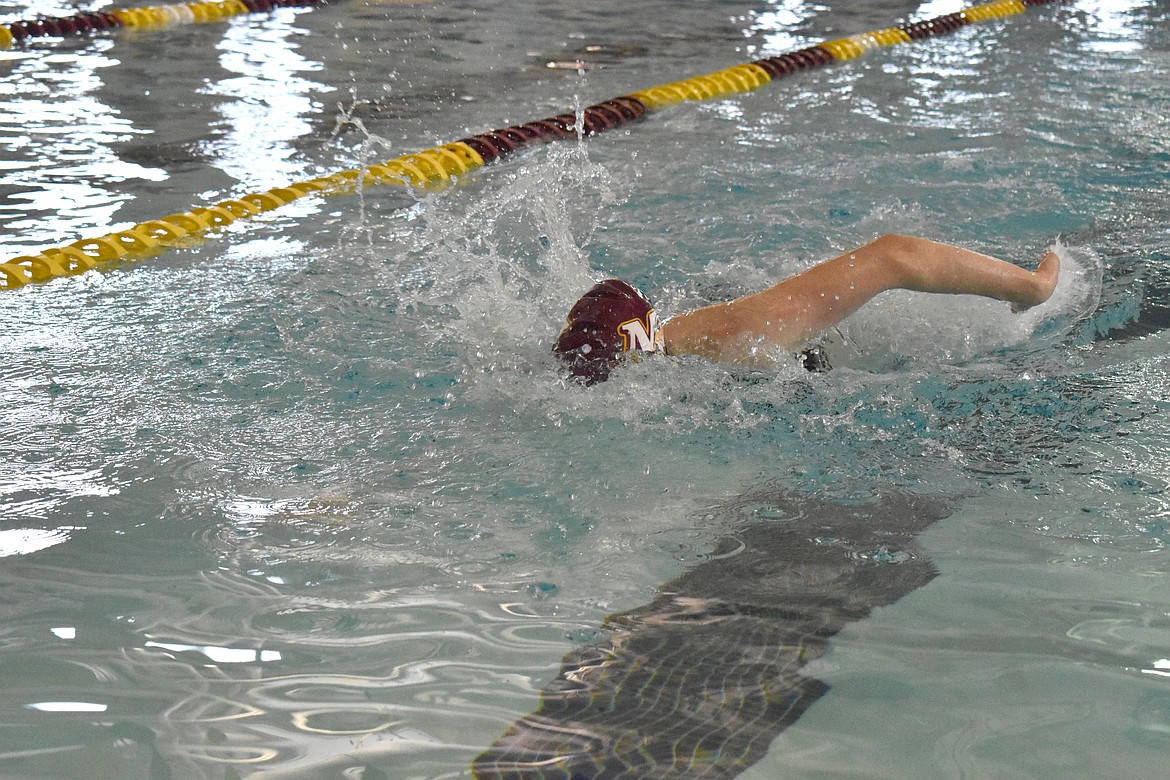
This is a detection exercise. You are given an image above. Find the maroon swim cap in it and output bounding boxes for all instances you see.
[553,279,663,384]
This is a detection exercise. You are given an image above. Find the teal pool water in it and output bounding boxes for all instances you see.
[2,1,1170,777]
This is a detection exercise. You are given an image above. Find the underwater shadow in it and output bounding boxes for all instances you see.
[472,488,952,779]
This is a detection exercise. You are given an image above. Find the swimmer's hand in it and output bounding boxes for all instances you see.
[1010,249,1060,313]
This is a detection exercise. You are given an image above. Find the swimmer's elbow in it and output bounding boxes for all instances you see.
[861,233,929,286]
[867,233,920,257]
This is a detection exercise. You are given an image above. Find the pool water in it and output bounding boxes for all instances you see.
[2,0,1169,777]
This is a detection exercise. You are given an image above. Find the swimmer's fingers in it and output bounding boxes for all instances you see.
[1011,249,1061,312]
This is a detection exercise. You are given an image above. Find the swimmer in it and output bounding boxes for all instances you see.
[554,234,1061,384]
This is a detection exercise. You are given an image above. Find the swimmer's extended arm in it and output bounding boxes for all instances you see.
[660,234,1060,364]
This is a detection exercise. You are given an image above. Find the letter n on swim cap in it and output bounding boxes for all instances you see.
[619,309,663,352]
[553,279,661,384]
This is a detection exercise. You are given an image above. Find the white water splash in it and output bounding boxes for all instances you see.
[394,142,621,377]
